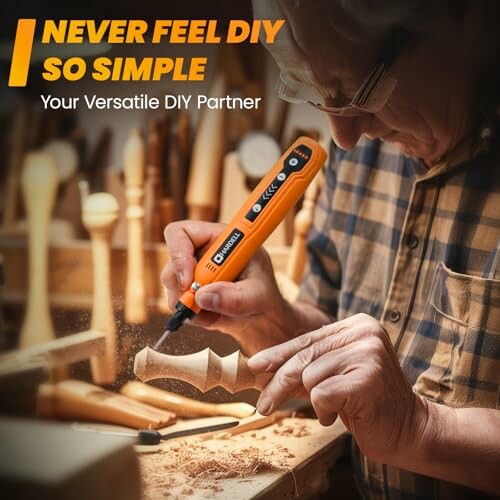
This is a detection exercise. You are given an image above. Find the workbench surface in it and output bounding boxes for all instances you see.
[138,416,349,499]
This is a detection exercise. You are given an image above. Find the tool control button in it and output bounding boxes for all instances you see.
[252,203,262,213]
[277,172,286,181]
[288,158,299,167]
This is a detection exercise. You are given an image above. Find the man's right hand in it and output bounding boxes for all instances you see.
[160,220,293,354]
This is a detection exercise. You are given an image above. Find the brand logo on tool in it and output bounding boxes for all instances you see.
[212,229,244,265]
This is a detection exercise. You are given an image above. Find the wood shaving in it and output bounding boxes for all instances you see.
[273,423,311,438]
[140,440,290,499]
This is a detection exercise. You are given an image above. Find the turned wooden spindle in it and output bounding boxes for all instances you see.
[124,129,147,323]
[286,171,323,283]
[43,139,78,183]
[167,111,191,221]
[19,152,58,348]
[37,379,176,429]
[134,347,272,394]
[121,381,256,418]
[82,193,119,384]
[185,72,226,221]
[144,120,163,242]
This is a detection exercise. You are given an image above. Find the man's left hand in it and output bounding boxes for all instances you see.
[248,313,429,464]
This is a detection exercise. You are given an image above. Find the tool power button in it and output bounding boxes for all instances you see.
[282,145,312,174]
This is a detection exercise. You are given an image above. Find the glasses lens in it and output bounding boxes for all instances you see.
[275,72,327,106]
[275,70,397,116]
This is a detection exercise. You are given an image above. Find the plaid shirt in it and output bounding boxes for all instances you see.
[298,135,500,499]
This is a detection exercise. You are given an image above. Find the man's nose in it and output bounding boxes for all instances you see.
[326,114,369,150]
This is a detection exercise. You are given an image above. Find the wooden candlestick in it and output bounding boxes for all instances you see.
[19,152,58,348]
[124,129,147,323]
[286,170,323,283]
[185,72,226,221]
[134,347,272,394]
[82,193,119,384]
[166,110,191,221]
[42,139,78,183]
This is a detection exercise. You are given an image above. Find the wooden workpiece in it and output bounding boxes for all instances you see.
[124,128,147,323]
[185,72,227,221]
[42,139,79,183]
[82,193,119,384]
[144,120,164,243]
[287,170,324,283]
[19,151,59,349]
[37,379,176,429]
[121,381,256,418]
[134,347,273,393]
[167,125,186,221]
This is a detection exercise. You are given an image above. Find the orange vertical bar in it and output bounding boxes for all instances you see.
[8,19,36,87]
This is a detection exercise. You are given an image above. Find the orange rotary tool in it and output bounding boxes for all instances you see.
[154,136,327,350]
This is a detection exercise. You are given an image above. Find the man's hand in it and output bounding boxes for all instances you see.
[248,313,429,464]
[161,220,293,354]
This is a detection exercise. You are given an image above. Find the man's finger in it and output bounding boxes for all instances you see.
[164,221,225,289]
[310,375,351,426]
[255,337,354,414]
[248,316,355,374]
[195,280,268,317]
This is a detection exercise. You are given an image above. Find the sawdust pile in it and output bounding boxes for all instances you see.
[140,441,290,499]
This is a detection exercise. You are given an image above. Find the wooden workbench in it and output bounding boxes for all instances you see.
[138,416,349,499]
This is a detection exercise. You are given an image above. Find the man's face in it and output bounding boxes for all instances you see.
[263,0,473,163]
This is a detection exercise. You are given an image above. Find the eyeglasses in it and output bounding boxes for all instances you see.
[275,28,407,116]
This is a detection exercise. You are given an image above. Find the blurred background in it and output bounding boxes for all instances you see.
[0,0,330,407]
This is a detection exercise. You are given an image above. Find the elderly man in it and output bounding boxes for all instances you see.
[162,0,500,497]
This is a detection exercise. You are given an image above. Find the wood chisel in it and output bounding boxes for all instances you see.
[154,136,327,350]
[73,420,239,445]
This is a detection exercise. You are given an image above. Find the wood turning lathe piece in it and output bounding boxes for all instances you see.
[144,120,163,243]
[124,128,147,323]
[185,71,226,221]
[37,379,175,429]
[134,347,272,394]
[286,170,323,283]
[168,111,191,221]
[121,380,256,418]
[19,151,59,349]
[82,193,119,384]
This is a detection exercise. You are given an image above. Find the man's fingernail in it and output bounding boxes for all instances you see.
[196,292,220,311]
[248,357,272,372]
[257,396,273,415]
